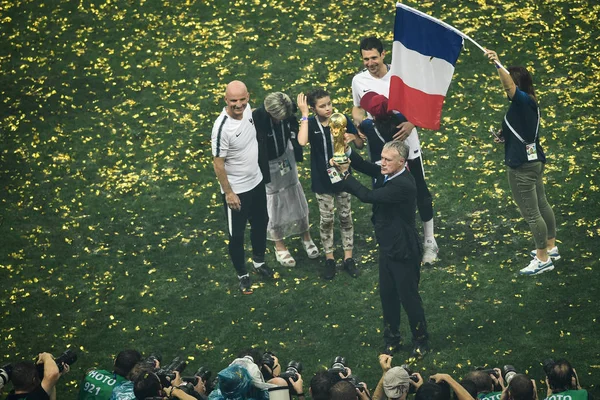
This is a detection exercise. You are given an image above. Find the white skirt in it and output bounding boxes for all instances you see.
[266,144,310,241]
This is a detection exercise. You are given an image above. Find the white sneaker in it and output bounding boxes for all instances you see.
[422,241,438,265]
[519,257,554,276]
[529,246,560,260]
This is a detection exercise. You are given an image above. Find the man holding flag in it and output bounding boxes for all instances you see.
[351,36,439,265]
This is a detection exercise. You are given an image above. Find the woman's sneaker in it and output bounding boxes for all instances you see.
[529,246,560,260]
[519,257,554,275]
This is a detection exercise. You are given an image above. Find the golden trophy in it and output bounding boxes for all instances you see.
[330,113,349,164]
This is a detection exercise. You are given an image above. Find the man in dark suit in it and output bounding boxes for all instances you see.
[333,140,429,358]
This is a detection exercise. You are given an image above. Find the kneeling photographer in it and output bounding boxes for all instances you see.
[78,349,142,400]
[133,370,198,400]
[543,359,588,400]
[372,354,421,400]
[5,351,73,400]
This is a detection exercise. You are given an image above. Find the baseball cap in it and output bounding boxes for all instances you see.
[360,91,390,119]
[383,367,410,398]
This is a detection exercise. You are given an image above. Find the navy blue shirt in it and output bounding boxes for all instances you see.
[307,115,357,194]
[502,88,546,168]
[359,119,386,163]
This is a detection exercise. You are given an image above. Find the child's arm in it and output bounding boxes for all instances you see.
[297,93,310,146]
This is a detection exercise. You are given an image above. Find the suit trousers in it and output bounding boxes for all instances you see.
[379,252,428,344]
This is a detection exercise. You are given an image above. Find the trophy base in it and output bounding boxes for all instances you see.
[333,154,349,165]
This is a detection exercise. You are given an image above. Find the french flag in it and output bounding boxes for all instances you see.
[388,3,464,130]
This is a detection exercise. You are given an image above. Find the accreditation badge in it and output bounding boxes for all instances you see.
[279,158,291,176]
[327,167,342,183]
[526,143,538,161]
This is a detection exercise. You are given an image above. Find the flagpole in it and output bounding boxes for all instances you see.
[395,2,510,74]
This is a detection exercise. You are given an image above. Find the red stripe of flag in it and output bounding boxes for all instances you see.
[388,75,445,131]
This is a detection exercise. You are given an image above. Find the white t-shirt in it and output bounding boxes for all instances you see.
[351,68,422,160]
[211,104,263,194]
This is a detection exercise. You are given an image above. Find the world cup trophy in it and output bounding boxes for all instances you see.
[330,113,349,164]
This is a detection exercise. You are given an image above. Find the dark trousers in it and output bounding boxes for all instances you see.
[407,156,433,222]
[222,182,269,275]
[379,253,428,344]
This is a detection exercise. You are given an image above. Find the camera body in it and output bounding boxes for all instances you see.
[399,364,419,394]
[328,356,349,377]
[35,349,78,378]
[279,360,302,382]
[156,357,187,387]
[181,366,214,393]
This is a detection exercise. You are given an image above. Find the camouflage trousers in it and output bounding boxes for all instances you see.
[315,192,354,255]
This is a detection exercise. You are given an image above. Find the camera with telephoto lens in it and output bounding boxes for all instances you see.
[345,375,365,393]
[542,359,555,376]
[145,353,162,367]
[328,356,349,377]
[502,365,518,385]
[327,357,364,392]
[475,367,501,392]
[156,357,187,387]
[1,364,13,391]
[279,360,303,382]
[279,361,303,395]
[36,349,77,377]
[182,366,215,394]
[400,364,419,394]
[474,367,499,378]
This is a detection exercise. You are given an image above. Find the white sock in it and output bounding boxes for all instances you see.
[238,273,249,279]
[423,219,435,242]
[253,261,265,269]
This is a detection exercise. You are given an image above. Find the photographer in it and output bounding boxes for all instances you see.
[372,354,392,400]
[78,350,142,400]
[330,380,370,400]
[111,359,159,400]
[6,352,69,400]
[544,359,588,400]
[208,364,267,400]
[259,353,282,381]
[502,374,536,400]
[133,371,196,400]
[429,374,475,400]
[309,370,336,400]
[383,367,421,400]
[463,370,500,400]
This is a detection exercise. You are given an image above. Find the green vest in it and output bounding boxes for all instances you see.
[478,392,502,400]
[544,390,588,400]
[78,369,127,400]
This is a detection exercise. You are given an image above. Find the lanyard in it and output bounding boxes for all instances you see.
[315,117,334,165]
[373,125,386,145]
[269,119,285,156]
[504,106,540,145]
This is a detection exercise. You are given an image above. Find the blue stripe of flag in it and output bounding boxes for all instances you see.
[394,6,463,65]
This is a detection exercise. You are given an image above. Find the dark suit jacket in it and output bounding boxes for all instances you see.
[341,151,422,261]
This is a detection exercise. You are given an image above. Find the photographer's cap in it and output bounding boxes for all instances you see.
[383,367,410,398]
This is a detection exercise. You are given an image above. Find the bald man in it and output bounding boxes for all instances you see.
[212,80,274,294]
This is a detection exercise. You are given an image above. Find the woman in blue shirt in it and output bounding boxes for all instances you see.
[486,49,558,276]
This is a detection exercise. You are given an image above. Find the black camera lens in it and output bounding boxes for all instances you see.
[542,359,555,375]
[54,349,77,372]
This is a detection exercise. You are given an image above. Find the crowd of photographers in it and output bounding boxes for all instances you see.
[0,348,591,400]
